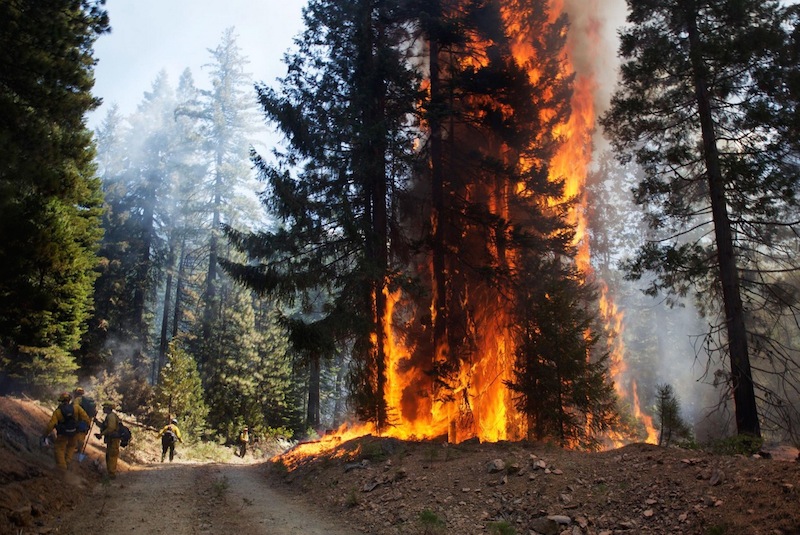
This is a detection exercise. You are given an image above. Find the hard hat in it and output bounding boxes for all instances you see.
[102,401,115,409]
[171,418,178,425]
[73,387,85,396]
[58,392,71,402]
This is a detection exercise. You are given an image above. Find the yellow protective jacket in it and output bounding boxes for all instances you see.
[239,429,249,443]
[158,424,183,442]
[43,402,91,437]
[99,411,119,443]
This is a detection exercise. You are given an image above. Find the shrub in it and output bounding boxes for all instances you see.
[418,509,446,534]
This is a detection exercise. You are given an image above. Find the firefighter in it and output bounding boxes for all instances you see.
[157,418,183,462]
[71,387,95,462]
[95,402,121,478]
[42,392,91,470]
[238,426,249,457]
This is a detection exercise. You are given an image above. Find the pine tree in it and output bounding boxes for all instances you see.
[90,72,186,374]
[223,0,419,430]
[600,0,800,437]
[397,0,579,439]
[155,341,208,438]
[654,383,693,447]
[189,28,261,345]
[0,0,108,389]
[508,260,618,450]
[254,300,298,432]
[199,283,272,438]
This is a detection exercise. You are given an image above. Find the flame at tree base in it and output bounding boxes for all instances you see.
[278,0,659,461]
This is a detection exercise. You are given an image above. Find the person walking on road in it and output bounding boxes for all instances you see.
[42,391,91,471]
[238,426,249,458]
[71,387,97,462]
[95,402,121,478]
[157,418,183,462]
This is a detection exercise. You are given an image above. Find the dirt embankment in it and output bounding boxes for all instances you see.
[2,394,800,535]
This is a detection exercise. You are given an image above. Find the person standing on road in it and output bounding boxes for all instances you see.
[157,418,183,462]
[95,402,121,478]
[238,426,249,457]
[42,391,91,471]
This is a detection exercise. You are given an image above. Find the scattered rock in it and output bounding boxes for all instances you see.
[530,516,560,535]
[487,459,505,473]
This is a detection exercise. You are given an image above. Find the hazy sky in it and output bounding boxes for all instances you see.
[89,0,308,128]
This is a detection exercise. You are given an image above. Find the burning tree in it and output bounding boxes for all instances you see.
[226,0,622,447]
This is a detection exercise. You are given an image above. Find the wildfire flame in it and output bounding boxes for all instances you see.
[284,0,657,460]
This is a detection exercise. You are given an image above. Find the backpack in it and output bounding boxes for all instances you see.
[56,402,78,436]
[80,396,97,419]
[162,428,177,446]
[115,421,132,448]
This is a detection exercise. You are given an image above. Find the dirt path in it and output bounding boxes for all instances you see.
[58,461,360,535]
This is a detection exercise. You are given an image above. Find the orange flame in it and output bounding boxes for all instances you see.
[287,1,658,459]
[379,0,658,447]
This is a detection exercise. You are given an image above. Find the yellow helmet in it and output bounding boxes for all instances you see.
[102,401,115,409]
[73,387,85,396]
[58,392,71,402]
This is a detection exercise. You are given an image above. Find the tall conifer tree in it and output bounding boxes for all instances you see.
[223,0,418,429]
[601,0,800,437]
[0,0,109,388]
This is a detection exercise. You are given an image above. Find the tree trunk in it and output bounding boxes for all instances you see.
[332,352,346,428]
[155,239,177,383]
[307,355,321,428]
[429,22,448,382]
[132,175,156,360]
[683,0,760,437]
[172,238,187,339]
[203,154,223,341]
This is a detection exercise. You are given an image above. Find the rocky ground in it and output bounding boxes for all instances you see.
[2,394,799,535]
[269,434,800,535]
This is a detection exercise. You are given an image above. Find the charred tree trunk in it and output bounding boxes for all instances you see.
[307,354,321,428]
[429,30,448,382]
[683,0,760,437]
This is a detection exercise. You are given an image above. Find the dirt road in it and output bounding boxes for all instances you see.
[58,461,359,535]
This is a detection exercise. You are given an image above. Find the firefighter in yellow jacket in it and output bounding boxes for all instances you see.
[67,386,97,459]
[42,391,91,470]
[157,418,183,462]
[95,402,121,478]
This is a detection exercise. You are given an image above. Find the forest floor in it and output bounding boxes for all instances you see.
[1,394,799,535]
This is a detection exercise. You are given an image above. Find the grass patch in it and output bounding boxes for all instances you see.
[183,440,234,462]
[487,520,516,535]
[418,509,446,534]
[270,458,289,474]
[706,435,763,456]
[211,475,229,498]
[344,489,359,508]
